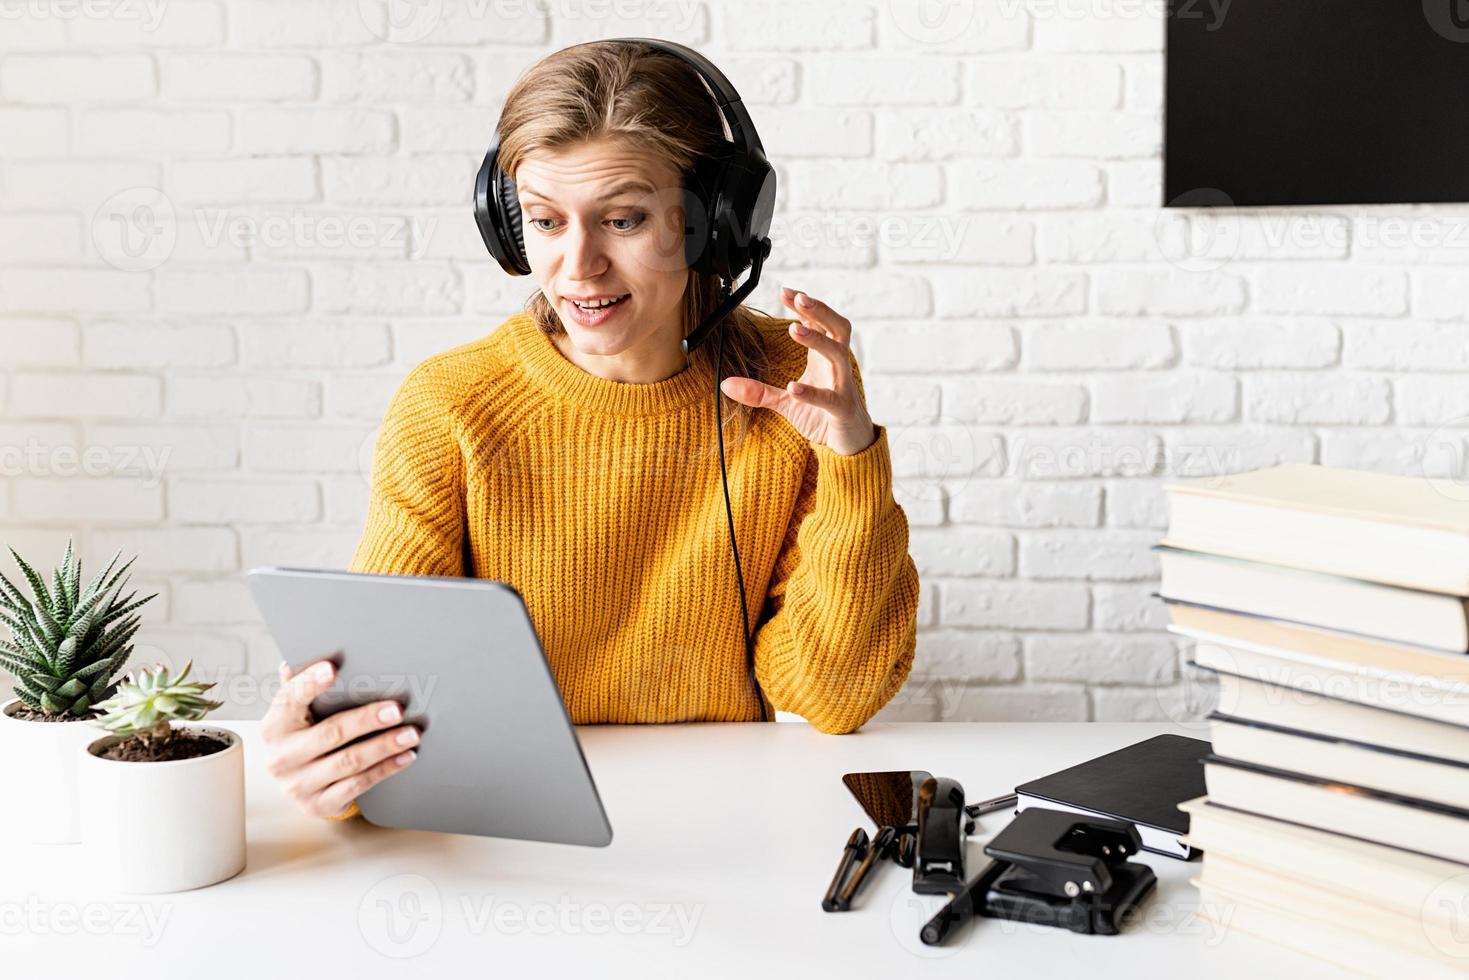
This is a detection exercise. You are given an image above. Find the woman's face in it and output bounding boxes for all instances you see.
[515,137,693,369]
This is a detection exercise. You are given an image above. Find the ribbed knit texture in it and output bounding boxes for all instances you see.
[328,308,919,823]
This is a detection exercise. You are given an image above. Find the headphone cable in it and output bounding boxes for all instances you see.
[712,294,769,724]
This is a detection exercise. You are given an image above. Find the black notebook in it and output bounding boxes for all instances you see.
[1014,734,1211,860]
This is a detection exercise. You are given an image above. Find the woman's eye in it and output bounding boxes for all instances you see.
[526,213,645,233]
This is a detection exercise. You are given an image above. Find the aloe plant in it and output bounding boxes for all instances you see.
[0,539,156,717]
[92,661,223,748]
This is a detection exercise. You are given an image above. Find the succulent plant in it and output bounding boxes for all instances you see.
[0,539,156,717]
[92,661,224,746]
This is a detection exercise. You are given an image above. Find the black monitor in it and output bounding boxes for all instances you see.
[1165,0,1469,206]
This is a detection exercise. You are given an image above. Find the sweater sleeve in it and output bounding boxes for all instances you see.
[752,359,920,734]
[347,362,466,578]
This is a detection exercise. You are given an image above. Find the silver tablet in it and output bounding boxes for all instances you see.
[246,567,613,846]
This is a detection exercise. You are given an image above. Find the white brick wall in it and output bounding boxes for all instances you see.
[1,0,1463,724]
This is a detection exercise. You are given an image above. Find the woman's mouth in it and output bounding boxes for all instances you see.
[564,293,630,327]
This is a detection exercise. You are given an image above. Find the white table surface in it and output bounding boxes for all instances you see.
[5,720,1345,978]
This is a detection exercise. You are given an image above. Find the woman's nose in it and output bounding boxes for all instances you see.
[562,223,607,280]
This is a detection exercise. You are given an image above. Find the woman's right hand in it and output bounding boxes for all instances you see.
[261,659,421,819]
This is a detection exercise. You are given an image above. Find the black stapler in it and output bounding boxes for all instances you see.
[828,770,993,912]
[913,776,968,895]
[921,807,1157,943]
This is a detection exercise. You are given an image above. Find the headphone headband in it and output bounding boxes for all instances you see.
[623,37,765,155]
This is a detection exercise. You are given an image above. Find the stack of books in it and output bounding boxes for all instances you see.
[1158,463,1469,976]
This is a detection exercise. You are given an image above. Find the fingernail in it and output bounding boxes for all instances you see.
[396,727,419,747]
[796,292,810,306]
[792,322,807,335]
[313,662,333,682]
[396,750,416,766]
[379,703,401,724]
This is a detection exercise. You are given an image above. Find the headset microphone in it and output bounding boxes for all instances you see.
[681,237,771,357]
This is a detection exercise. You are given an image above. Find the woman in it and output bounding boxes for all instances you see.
[261,41,920,821]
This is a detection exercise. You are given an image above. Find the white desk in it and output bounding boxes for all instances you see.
[6,721,1343,978]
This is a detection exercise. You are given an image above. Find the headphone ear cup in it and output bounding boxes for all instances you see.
[496,166,526,269]
[709,152,775,281]
[684,153,726,275]
[475,139,531,276]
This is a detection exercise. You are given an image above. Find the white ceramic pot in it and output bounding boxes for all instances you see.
[79,723,246,893]
[0,698,101,843]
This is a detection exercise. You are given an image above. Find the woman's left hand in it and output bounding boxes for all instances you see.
[719,287,877,456]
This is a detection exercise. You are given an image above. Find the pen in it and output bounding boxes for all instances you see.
[963,793,1017,818]
[835,825,897,910]
[919,857,1007,946]
[822,827,869,913]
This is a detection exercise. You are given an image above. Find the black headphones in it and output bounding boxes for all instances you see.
[472,37,777,356]
[473,38,778,722]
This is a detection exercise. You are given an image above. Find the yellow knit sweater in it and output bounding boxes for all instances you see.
[329,308,919,819]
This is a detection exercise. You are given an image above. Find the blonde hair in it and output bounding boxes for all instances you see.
[495,40,775,449]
